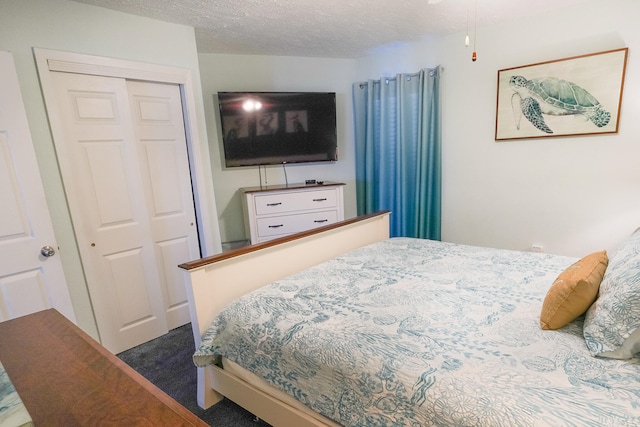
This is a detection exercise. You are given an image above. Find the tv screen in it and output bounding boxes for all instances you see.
[217,91,337,167]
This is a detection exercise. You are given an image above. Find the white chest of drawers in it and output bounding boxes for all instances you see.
[241,182,345,244]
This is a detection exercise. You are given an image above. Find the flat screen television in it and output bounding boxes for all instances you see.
[217,91,337,167]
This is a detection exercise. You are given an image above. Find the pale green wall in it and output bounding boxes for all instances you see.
[356,0,640,257]
[0,0,216,339]
[198,54,358,243]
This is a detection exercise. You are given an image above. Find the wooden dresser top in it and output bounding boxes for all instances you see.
[241,181,345,194]
[0,309,206,426]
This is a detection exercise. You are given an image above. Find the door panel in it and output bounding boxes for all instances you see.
[106,248,155,327]
[84,141,135,224]
[0,270,50,319]
[157,237,191,323]
[0,51,74,322]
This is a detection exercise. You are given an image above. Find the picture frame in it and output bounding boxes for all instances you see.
[256,111,279,136]
[495,48,628,141]
[222,115,249,142]
[285,110,308,134]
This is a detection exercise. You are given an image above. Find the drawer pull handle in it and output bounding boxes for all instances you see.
[268,224,284,228]
[312,198,327,202]
[314,219,329,223]
[266,202,282,207]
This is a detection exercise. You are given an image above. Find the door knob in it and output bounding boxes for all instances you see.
[41,246,56,257]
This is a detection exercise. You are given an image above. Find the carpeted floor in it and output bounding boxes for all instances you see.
[117,324,271,427]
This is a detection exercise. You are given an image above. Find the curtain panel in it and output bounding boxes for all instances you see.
[352,67,442,239]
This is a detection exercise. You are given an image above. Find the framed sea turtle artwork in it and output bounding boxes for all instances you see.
[495,48,628,140]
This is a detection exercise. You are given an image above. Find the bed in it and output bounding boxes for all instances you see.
[179,211,640,426]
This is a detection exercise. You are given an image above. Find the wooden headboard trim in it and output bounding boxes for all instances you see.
[179,210,391,270]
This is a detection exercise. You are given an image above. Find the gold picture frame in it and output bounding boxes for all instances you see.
[495,48,628,141]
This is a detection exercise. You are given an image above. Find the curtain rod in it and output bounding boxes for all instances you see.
[357,66,443,88]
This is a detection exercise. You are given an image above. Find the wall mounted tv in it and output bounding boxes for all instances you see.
[217,91,337,167]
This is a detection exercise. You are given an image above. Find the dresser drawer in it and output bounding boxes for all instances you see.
[242,182,345,245]
[257,210,339,238]
[254,189,337,215]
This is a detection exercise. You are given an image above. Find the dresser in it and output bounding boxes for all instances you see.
[0,309,207,427]
[241,182,345,244]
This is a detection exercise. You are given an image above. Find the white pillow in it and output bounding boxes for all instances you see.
[583,229,640,359]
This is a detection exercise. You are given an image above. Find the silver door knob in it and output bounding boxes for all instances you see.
[41,246,56,257]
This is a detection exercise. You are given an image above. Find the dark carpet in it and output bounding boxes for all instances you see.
[117,324,271,427]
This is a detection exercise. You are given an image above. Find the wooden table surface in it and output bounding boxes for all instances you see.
[0,309,207,426]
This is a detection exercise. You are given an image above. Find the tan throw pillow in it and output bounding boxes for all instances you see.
[540,250,608,330]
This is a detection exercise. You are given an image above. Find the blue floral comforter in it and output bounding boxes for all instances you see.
[194,238,640,426]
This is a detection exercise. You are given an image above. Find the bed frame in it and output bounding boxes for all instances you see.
[179,211,391,426]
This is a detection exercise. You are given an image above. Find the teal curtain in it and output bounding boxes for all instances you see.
[353,67,441,239]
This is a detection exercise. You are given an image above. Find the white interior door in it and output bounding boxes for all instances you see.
[127,80,200,329]
[0,51,75,322]
[47,72,199,353]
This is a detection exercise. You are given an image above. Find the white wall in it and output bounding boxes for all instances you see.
[198,54,358,243]
[200,0,640,256]
[357,0,640,258]
[0,0,218,338]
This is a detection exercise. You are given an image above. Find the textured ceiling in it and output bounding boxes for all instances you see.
[71,0,589,58]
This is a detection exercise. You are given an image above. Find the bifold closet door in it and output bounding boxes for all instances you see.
[48,73,199,353]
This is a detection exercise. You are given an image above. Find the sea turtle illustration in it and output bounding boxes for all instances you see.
[509,75,610,134]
